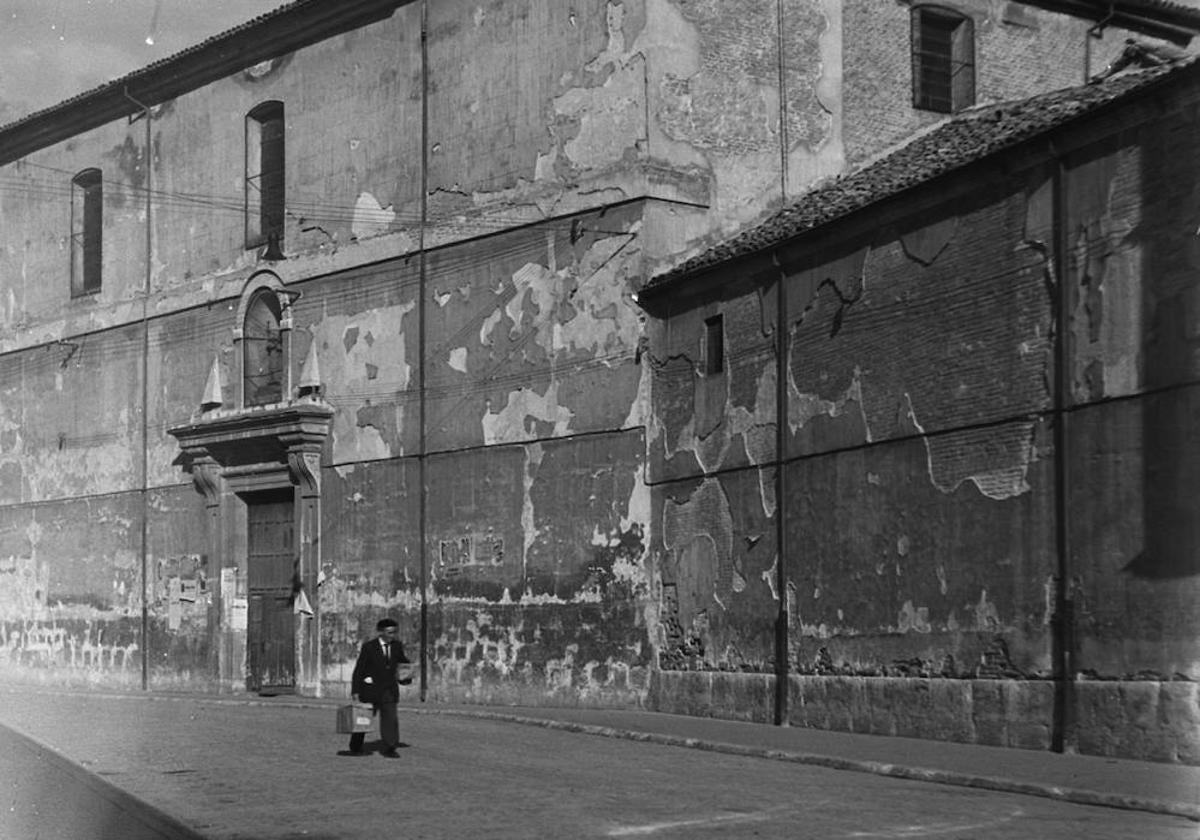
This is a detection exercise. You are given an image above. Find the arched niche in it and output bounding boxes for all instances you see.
[232,271,298,409]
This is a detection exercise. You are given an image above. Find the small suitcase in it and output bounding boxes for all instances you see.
[336,703,375,734]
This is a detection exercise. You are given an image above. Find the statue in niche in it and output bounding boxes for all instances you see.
[243,290,284,406]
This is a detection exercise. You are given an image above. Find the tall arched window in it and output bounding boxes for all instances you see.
[246,101,285,250]
[243,290,284,406]
[71,168,103,296]
[911,6,975,113]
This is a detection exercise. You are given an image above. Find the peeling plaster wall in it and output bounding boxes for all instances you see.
[648,0,840,219]
[1,3,672,698]
[424,204,646,452]
[0,486,212,689]
[0,324,143,502]
[0,0,1161,361]
[0,1,671,357]
[649,180,1059,677]
[654,470,778,673]
[2,0,1194,749]
[0,0,1129,359]
[0,15,425,347]
[318,429,651,706]
[786,430,1058,679]
[420,430,652,706]
[647,90,1200,758]
[0,196,654,698]
[648,285,778,481]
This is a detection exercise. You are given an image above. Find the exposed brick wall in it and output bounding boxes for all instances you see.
[841,0,1143,165]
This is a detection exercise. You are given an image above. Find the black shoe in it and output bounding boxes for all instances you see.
[381,749,399,758]
[337,749,367,757]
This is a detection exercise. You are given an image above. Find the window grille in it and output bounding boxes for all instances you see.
[912,6,975,113]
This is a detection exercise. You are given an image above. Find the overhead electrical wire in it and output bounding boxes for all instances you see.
[0,160,628,236]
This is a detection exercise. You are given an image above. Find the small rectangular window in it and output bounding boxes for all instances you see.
[246,101,285,250]
[71,169,102,296]
[704,314,724,375]
[912,6,975,113]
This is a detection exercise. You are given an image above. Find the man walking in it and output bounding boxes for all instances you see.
[349,617,411,757]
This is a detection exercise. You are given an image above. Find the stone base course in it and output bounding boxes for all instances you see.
[651,671,1199,764]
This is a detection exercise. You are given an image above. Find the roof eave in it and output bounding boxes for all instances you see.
[0,0,412,167]
[1014,0,1200,44]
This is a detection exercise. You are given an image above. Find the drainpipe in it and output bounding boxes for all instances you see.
[418,0,430,703]
[124,88,152,692]
[773,254,789,726]
[1051,156,1075,753]
[775,0,789,203]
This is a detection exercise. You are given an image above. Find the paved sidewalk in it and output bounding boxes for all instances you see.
[415,703,1200,821]
[1,683,1197,837]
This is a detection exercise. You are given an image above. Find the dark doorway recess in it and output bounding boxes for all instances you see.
[245,488,296,695]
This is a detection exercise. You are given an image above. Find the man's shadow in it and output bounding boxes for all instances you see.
[337,740,411,756]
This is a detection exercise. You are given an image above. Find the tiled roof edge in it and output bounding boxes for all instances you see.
[0,0,410,166]
[643,59,1197,297]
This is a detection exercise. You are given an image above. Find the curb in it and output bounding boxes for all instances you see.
[0,721,209,840]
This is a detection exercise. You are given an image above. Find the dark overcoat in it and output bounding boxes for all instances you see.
[351,638,409,704]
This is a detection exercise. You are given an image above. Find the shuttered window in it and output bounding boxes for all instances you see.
[70,168,103,296]
[912,6,975,113]
[246,101,285,250]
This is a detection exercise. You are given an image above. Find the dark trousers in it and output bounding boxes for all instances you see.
[349,701,399,752]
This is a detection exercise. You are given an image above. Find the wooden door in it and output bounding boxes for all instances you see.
[245,490,296,694]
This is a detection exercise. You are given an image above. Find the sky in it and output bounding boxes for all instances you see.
[0,0,285,123]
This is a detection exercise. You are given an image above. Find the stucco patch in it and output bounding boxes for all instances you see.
[554,225,643,358]
[729,361,776,465]
[482,384,574,445]
[662,477,735,627]
[536,2,647,181]
[479,308,503,346]
[904,393,1035,501]
[506,262,561,349]
[787,363,869,436]
[351,192,396,240]
[306,302,415,468]
[0,556,48,621]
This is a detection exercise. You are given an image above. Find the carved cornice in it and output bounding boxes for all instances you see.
[168,399,333,494]
[169,400,332,451]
